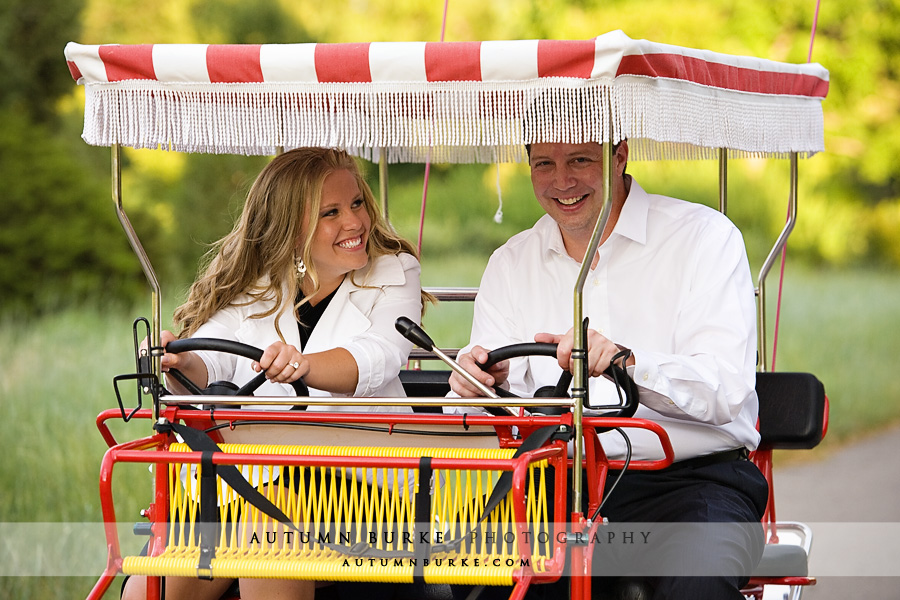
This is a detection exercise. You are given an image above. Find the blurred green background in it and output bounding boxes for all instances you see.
[2,0,899,597]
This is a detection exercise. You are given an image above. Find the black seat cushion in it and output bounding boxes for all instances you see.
[756,372,826,449]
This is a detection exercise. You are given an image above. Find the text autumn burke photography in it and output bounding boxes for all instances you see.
[245,526,653,548]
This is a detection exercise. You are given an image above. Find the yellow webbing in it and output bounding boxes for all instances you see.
[124,443,553,584]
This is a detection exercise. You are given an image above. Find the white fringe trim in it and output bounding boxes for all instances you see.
[81,78,824,161]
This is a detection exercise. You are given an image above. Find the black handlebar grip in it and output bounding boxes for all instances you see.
[395,317,435,351]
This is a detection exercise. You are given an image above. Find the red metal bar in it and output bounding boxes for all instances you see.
[582,418,675,470]
[568,513,589,600]
[108,446,565,472]
[94,435,166,597]
[85,570,117,600]
[508,574,533,600]
[747,576,816,587]
[97,407,156,447]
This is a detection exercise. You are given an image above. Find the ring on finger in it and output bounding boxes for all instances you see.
[289,361,300,370]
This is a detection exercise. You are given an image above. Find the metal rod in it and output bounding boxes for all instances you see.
[112,144,163,418]
[571,133,616,514]
[424,287,478,302]
[379,149,390,221]
[757,153,798,373]
[410,348,458,360]
[161,395,570,408]
[718,148,728,215]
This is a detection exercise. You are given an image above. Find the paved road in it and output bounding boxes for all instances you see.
[773,423,900,599]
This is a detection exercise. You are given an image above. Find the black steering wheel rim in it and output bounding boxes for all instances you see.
[478,342,638,418]
[164,337,309,397]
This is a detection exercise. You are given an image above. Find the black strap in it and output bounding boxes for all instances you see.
[197,450,217,579]
[414,457,433,580]
[477,425,559,524]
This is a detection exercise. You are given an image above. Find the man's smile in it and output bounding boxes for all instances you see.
[555,194,588,206]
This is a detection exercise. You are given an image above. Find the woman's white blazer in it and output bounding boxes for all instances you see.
[190,253,422,410]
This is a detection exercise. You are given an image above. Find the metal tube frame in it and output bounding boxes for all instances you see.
[112,144,163,420]
[719,148,728,215]
[379,148,390,220]
[757,153,799,373]
[570,131,617,517]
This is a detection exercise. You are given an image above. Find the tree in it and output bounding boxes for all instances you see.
[0,0,84,122]
[0,0,161,313]
[0,108,152,312]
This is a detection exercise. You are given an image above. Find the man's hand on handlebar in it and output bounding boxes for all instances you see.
[535,327,634,377]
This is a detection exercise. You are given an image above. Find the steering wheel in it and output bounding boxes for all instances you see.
[163,338,309,397]
[479,342,639,418]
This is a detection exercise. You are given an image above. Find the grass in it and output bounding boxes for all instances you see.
[0,306,150,599]
[2,265,899,598]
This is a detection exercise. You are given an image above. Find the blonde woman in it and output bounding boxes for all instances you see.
[123,147,427,600]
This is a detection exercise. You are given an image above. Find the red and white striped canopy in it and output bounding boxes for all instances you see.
[65,30,829,162]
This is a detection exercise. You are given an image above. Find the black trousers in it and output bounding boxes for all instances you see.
[585,457,769,599]
[454,457,768,600]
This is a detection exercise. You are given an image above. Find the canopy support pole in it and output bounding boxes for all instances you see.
[719,148,728,215]
[379,149,390,220]
[757,153,798,373]
[112,144,162,420]
[571,131,617,516]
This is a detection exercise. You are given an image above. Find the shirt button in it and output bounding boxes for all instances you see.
[598,328,605,334]
[642,372,649,382]
[593,279,600,287]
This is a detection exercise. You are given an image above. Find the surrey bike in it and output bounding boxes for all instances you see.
[65,29,828,600]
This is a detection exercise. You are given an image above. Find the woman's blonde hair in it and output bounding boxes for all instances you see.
[175,147,426,339]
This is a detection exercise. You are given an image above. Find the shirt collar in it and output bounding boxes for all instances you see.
[536,214,569,259]
[348,253,406,290]
[614,176,649,246]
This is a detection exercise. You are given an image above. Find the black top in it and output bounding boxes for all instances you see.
[296,286,339,350]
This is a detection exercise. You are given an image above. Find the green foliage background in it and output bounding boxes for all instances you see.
[1,0,899,312]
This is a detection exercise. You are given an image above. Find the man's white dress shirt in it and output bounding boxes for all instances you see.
[463,179,760,461]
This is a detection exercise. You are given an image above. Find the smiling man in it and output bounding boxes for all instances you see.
[448,139,768,599]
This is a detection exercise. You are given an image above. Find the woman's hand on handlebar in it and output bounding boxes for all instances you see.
[140,330,209,393]
[253,341,309,384]
[448,345,509,398]
[139,330,193,373]
[157,330,185,372]
[535,327,633,377]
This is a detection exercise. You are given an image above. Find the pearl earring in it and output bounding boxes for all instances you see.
[295,256,307,279]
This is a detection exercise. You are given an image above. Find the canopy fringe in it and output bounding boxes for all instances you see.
[82,79,824,161]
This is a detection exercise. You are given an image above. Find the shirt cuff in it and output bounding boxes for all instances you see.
[344,342,383,397]
[631,351,659,390]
